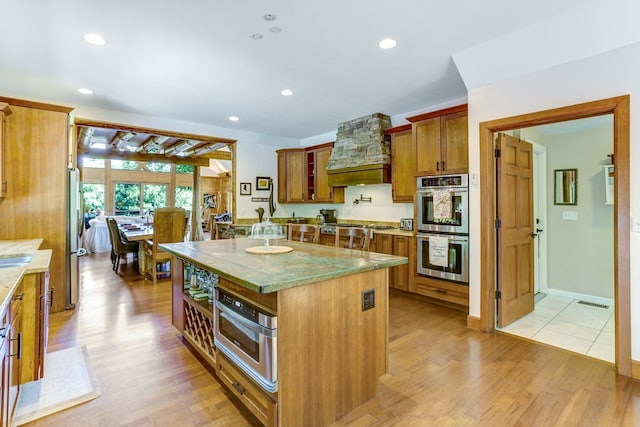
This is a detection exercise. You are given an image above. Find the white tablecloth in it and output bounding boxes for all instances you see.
[83,219,112,253]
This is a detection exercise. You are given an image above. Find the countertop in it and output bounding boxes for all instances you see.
[0,239,52,315]
[160,238,407,294]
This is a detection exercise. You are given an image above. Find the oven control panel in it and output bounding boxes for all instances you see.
[218,289,260,323]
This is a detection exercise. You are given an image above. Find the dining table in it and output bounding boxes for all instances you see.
[120,225,153,274]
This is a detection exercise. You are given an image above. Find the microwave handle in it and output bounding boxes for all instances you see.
[215,300,277,338]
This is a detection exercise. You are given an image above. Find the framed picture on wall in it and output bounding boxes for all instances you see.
[240,182,252,195]
[256,176,270,190]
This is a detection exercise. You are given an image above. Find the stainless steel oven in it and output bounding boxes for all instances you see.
[213,288,278,392]
[417,233,469,283]
[416,174,468,234]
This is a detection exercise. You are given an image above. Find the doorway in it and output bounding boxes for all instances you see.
[478,95,631,377]
[495,118,615,362]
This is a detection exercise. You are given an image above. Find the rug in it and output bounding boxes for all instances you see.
[13,346,101,426]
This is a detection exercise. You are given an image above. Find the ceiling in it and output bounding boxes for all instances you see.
[0,1,592,140]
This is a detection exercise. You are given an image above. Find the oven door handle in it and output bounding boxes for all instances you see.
[215,300,277,338]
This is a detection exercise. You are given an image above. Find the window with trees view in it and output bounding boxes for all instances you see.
[175,186,193,210]
[114,183,167,216]
[82,184,105,211]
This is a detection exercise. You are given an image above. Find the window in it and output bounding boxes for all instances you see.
[82,157,105,169]
[146,162,171,173]
[114,183,141,216]
[175,186,193,210]
[176,164,194,174]
[111,160,139,170]
[82,183,105,211]
[143,184,167,212]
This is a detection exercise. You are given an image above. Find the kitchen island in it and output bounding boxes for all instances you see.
[160,238,407,427]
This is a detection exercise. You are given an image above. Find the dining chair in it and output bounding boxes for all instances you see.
[106,217,139,273]
[287,224,320,243]
[143,207,186,285]
[334,226,372,251]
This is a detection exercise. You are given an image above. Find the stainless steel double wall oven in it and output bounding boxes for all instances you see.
[416,174,469,283]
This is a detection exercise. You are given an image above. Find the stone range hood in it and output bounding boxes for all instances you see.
[326,113,392,187]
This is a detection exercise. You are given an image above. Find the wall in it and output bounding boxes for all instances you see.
[544,126,614,300]
[466,42,640,359]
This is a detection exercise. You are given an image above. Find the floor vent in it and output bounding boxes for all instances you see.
[578,300,609,309]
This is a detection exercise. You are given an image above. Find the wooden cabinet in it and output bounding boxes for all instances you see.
[1,280,24,427]
[375,234,410,291]
[277,149,305,203]
[306,143,344,203]
[0,97,73,313]
[217,353,277,427]
[410,105,468,176]
[388,126,414,202]
[277,143,344,204]
[411,275,469,307]
[20,271,51,384]
[0,103,11,198]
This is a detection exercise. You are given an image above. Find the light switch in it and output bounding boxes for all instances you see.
[632,216,640,232]
[562,211,578,221]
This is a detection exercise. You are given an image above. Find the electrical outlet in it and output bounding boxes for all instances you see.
[362,289,375,311]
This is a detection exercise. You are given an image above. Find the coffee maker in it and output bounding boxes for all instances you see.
[319,209,337,224]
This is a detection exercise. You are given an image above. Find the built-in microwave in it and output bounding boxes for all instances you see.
[416,233,469,283]
[416,174,468,234]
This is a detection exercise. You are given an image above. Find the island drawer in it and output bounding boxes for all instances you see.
[217,353,277,427]
[412,276,469,306]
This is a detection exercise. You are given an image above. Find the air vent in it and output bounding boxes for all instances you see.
[577,300,609,309]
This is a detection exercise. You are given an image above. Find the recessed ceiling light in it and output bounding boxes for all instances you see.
[77,88,93,95]
[269,27,282,33]
[263,14,277,21]
[229,116,239,122]
[251,33,264,40]
[378,38,397,49]
[84,33,106,46]
[281,89,293,96]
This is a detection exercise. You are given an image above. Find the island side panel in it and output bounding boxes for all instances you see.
[171,257,185,331]
[277,268,388,426]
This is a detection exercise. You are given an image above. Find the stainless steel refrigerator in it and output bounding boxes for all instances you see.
[65,168,83,309]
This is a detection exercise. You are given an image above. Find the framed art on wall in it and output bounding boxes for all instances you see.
[240,182,252,195]
[256,176,270,190]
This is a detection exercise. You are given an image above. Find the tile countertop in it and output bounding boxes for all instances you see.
[0,239,52,315]
[160,239,408,294]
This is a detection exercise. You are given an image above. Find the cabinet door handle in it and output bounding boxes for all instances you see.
[11,332,22,359]
[232,381,246,395]
[442,161,445,171]
[0,326,7,339]
[436,161,440,172]
[436,289,447,294]
[14,293,24,301]
[49,287,55,305]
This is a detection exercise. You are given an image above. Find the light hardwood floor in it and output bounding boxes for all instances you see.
[24,252,639,426]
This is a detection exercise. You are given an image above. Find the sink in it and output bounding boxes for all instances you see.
[0,255,33,269]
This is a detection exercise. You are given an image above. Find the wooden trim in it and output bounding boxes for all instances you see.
[74,118,236,145]
[406,104,468,123]
[385,123,412,134]
[304,141,334,151]
[0,96,73,113]
[632,359,640,380]
[479,95,631,377]
[466,315,481,331]
[78,147,210,166]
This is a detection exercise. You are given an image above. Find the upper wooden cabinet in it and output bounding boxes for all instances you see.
[277,149,306,203]
[388,126,414,203]
[0,103,11,198]
[409,105,468,176]
[277,143,344,204]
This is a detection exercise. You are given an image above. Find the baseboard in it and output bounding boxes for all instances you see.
[546,288,614,308]
[467,315,481,331]
[633,359,640,380]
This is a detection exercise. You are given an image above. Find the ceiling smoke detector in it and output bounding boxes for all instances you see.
[263,14,277,21]
[251,33,264,40]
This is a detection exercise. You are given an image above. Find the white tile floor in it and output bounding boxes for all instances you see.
[498,294,615,363]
